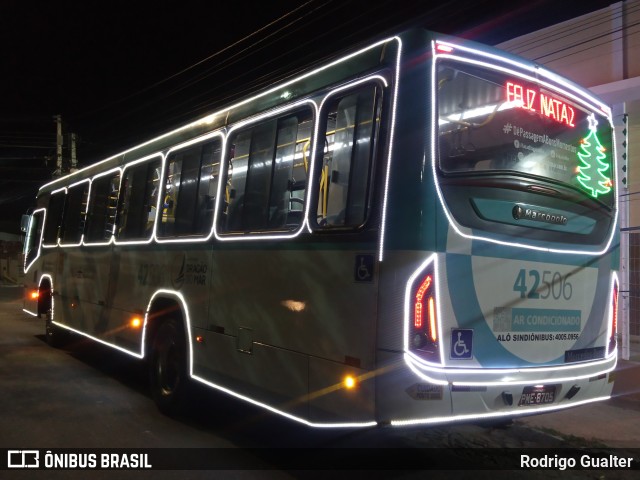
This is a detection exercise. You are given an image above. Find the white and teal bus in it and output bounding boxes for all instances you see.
[22,28,619,428]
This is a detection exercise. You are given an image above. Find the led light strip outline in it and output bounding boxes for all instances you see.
[23,35,615,427]
[377,37,402,262]
[35,36,402,261]
[606,271,619,356]
[213,99,318,242]
[24,42,399,427]
[38,272,147,359]
[306,75,390,235]
[41,186,67,248]
[58,178,91,248]
[23,207,46,273]
[113,153,165,246]
[35,37,400,261]
[430,40,619,255]
[403,254,617,385]
[403,254,446,369]
[81,167,123,247]
[30,283,377,428]
[151,285,377,427]
[155,130,225,244]
[36,36,401,195]
[21,276,47,318]
[435,40,611,115]
[435,52,612,138]
[390,394,611,427]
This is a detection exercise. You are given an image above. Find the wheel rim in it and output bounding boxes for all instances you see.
[156,337,181,396]
[45,311,54,339]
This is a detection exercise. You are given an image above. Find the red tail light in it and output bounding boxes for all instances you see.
[414,275,432,329]
[409,266,440,363]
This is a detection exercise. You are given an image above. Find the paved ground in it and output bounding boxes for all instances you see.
[516,352,640,449]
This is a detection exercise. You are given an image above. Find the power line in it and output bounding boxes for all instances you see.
[74,0,323,120]
[503,1,639,53]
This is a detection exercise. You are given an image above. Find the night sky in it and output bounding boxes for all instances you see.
[0,0,614,233]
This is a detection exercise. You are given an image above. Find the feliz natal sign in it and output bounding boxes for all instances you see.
[505,82,576,127]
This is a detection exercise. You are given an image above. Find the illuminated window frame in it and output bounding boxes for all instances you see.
[430,40,618,256]
[34,37,400,261]
[308,76,389,233]
[156,131,225,244]
[23,207,46,273]
[37,36,401,199]
[82,167,123,247]
[114,153,165,246]
[41,186,67,248]
[213,99,318,242]
[59,178,91,248]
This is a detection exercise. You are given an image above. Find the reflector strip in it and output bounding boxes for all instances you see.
[428,297,437,342]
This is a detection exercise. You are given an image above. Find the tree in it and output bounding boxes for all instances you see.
[577,114,611,198]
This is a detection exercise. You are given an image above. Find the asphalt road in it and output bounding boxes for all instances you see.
[0,286,637,479]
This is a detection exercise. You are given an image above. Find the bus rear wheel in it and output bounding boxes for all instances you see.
[44,309,67,348]
[149,319,188,415]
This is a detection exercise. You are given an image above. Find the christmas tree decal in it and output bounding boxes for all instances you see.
[577,113,612,198]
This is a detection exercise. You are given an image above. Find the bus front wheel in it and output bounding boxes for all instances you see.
[149,319,188,415]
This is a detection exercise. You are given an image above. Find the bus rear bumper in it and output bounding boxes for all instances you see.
[378,351,616,426]
[447,370,614,422]
[405,350,617,387]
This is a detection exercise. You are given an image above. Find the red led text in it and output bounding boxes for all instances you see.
[506,82,575,127]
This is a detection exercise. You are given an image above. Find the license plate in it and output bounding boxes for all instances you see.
[518,385,556,406]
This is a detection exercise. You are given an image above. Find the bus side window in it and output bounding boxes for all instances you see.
[196,141,221,235]
[158,138,221,238]
[85,172,121,243]
[61,181,89,245]
[116,158,161,241]
[24,210,45,266]
[221,109,311,233]
[42,191,66,246]
[317,85,381,228]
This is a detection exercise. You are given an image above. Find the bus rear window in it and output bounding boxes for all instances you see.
[437,61,614,208]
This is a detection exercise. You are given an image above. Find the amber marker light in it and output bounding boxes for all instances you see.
[30,291,39,300]
[130,317,142,328]
[343,375,357,390]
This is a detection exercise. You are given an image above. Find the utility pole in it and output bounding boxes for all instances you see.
[70,132,78,172]
[53,114,63,177]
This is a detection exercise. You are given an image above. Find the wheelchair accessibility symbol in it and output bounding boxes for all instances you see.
[450,329,473,359]
[354,254,374,282]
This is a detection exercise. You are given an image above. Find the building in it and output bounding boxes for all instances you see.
[498,0,640,358]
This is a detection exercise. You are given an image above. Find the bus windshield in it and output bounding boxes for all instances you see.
[437,61,614,209]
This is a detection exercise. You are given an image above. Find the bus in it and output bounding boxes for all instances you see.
[22,28,619,428]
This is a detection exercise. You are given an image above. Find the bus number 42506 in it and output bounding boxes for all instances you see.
[513,269,573,300]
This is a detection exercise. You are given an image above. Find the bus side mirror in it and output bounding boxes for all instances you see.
[20,214,30,233]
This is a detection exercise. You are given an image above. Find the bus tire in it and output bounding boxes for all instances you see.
[43,301,67,348]
[149,319,188,416]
